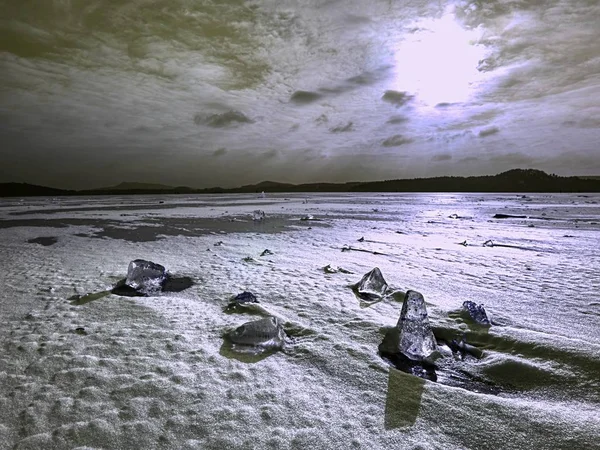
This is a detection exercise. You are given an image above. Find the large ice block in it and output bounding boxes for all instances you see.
[397,290,437,361]
[125,259,167,295]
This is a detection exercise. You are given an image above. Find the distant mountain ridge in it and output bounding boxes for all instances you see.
[2,169,600,197]
[96,182,177,191]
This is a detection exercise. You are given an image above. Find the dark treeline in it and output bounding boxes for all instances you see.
[2,169,600,197]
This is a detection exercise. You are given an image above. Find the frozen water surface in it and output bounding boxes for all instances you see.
[0,193,599,449]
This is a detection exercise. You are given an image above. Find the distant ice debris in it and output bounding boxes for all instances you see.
[397,290,438,361]
[355,267,388,300]
[300,214,315,221]
[462,301,492,326]
[323,264,353,274]
[125,259,167,296]
[483,240,494,247]
[226,291,260,312]
[226,317,287,353]
[260,249,274,256]
[253,210,266,221]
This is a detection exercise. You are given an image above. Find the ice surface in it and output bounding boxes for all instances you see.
[356,267,388,299]
[463,300,492,326]
[124,259,167,295]
[397,290,438,361]
[227,317,286,350]
[1,193,600,450]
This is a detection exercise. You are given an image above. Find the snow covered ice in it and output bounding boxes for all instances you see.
[397,290,438,361]
[1,192,599,449]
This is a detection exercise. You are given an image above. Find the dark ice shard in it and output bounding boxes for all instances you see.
[227,317,286,352]
[125,259,167,295]
[233,291,258,304]
[397,290,438,361]
[462,300,491,326]
[356,267,388,299]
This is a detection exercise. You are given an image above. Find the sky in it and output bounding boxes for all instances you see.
[1,0,599,189]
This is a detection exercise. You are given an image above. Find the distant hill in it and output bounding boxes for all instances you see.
[2,169,600,197]
[96,182,177,191]
[0,183,73,197]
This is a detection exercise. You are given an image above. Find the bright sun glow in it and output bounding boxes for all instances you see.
[393,10,487,106]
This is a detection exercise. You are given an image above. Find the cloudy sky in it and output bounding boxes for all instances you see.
[1,0,599,189]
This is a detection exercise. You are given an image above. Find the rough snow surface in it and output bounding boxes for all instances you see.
[1,193,599,449]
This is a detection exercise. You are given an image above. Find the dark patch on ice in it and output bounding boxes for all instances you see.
[70,275,194,304]
[196,110,254,127]
[381,135,413,147]
[111,275,194,297]
[27,236,58,246]
[1,216,329,242]
[382,90,413,106]
[493,213,527,219]
[290,90,322,104]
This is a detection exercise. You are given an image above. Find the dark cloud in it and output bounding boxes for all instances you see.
[382,135,413,147]
[382,90,413,107]
[489,152,534,166]
[432,153,452,162]
[290,90,323,105]
[195,110,254,128]
[329,122,354,133]
[386,115,408,124]
[478,126,500,137]
[213,148,227,157]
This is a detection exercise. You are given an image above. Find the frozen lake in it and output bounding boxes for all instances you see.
[1,193,599,449]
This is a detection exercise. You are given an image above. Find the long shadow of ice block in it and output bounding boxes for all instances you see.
[384,367,425,429]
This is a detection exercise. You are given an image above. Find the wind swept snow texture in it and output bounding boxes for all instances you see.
[0,193,600,449]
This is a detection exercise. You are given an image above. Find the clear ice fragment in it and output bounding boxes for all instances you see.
[397,290,438,361]
[125,259,167,295]
[227,317,286,350]
[462,301,491,326]
[356,267,388,299]
[252,210,266,221]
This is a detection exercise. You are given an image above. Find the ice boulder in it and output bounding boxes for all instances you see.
[227,317,287,353]
[397,290,438,361]
[125,259,167,295]
[355,267,388,299]
[462,301,491,326]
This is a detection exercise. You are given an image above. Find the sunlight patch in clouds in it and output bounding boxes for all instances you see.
[392,8,488,106]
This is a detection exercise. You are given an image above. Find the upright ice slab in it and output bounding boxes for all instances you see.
[397,290,437,361]
[356,267,388,299]
[125,259,167,295]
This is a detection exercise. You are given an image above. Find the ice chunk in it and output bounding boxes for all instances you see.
[125,259,167,295]
[227,317,286,351]
[356,267,388,299]
[233,291,258,304]
[397,290,437,361]
[462,301,491,326]
[252,210,266,221]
